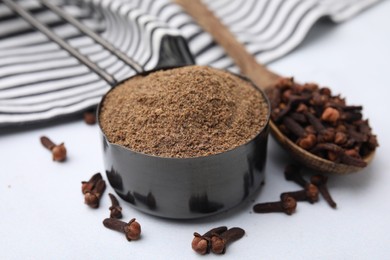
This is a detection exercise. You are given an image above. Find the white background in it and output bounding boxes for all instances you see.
[1,1,390,259]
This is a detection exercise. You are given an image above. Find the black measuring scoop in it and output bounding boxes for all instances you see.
[5,0,270,218]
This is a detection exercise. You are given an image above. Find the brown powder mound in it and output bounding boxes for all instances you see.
[99,65,269,158]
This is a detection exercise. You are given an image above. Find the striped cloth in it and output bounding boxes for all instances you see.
[0,0,381,127]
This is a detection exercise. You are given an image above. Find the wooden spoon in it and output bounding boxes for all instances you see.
[175,0,375,174]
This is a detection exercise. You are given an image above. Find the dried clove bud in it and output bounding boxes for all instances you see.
[311,143,367,167]
[305,112,335,142]
[296,103,308,113]
[81,172,102,194]
[282,117,316,150]
[334,131,348,145]
[274,94,312,122]
[192,226,227,255]
[40,136,67,162]
[320,87,332,96]
[84,179,106,208]
[345,149,360,158]
[210,227,245,254]
[83,110,96,125]
[253,196,297,215]
[103,218,141,241]
[108,193,122,219]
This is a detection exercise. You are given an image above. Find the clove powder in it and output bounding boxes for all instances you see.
[99,65,269,158]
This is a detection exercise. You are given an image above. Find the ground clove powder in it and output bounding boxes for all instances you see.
[99,65,269,158]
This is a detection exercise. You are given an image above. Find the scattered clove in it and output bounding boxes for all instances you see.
[103,218,141,241]
[83,110,96,125]
[40,136,67,162]
[81,173,102,194]
[253,196,297,215]
[311,174,337,208]
[280,183,319,204]
[210,227,245,254]
[108,193,123,219]
[192,226,227,255]
[84,179,106,208]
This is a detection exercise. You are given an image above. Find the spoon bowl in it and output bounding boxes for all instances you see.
[270,121,375,174]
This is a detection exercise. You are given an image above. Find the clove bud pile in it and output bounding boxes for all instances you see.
[267,78,378,166]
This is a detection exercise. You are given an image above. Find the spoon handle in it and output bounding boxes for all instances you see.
[175,0,281,89]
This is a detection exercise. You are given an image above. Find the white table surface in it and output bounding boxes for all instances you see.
[1,1,390,259]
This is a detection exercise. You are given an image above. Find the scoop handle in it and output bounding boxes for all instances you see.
[40,0,144,74]
[175,0,281,89]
